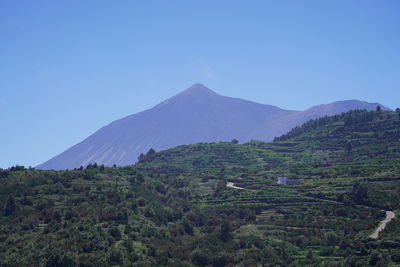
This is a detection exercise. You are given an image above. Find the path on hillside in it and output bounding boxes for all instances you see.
[226,181,395,239]
[369,211,395,239]
[226,182,244,190]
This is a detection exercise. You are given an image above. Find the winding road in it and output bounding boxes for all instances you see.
[226,181,395,239]
[369,211,395,239]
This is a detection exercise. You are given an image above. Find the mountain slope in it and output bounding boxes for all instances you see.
[138,109,400,173]
[137,109,400,209]
[37,84,390,170]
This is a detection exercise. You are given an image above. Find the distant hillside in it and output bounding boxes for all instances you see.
[137,109,400,174]
[2,110,400,266]
[37,84,391,170]
[274,109,400,162]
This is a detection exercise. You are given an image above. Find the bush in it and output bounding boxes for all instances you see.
[369,250,382,266]
[381,240,400,249]
[107,246,125,265]
[109,227,121,240]
[191,249,209,267]
[182,219,194,235]
[220,220,231,242]
[4,196,16,216]
[319,246,335,256]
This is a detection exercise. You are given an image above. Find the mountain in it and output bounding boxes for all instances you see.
[37,83,391,170]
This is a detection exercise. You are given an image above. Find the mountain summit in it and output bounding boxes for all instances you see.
[153,83,219,109]
[180,83,218,96]
[37,84,390,170]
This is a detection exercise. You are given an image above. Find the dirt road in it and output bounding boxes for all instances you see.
[226,182,244,190]
[370,211,395,239]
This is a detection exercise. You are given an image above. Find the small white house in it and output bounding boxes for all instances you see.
[277,177,287,185]
[277,176,300,185]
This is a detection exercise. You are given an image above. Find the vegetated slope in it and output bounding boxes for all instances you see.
[37,83,390,170]
[139,109,400,176]
[138,109,400,212]
[2,110,400,266]
[275,109,400,162]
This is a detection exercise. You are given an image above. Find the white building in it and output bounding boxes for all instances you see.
[277,177,287,185]
[277,176,300,185]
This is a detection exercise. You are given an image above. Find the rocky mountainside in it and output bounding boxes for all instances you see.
[37,84,390,169]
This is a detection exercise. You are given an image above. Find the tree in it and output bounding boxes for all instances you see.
[325,231,338,246]
[213,178,226,197]
[137,148,156,163]
[147,148,156,155]
[4,195,16,216]
[369,250,382,266]
[182,219,194,235]
[220,220,231,242]
[345,141,352,154]
[45,250,75,267]
[109,227,121,240]
[376,105,381,112]
[306,249,314,260]
[52,211,62,222]
[352,182,368,204]
[191,249,209,267]
[231,139,239,144]
[107,245,125,265]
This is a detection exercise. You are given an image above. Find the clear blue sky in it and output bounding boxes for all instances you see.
[1,0,399,168]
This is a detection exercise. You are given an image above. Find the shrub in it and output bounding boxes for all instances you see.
[191,249,209,267]
[4,196,16,216]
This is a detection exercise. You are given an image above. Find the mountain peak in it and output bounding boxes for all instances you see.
[153,83,219,109]
[180,83,218,96]
[37,82,392,170]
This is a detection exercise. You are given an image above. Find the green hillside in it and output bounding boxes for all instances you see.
[1,109,400,266]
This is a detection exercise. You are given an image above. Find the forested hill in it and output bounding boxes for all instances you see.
[137,109,400,173]
[276,108,400,143]
[273,109,400,162]
[1,109,400,266]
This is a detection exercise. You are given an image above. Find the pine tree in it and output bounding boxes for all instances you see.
[4,195,16,216]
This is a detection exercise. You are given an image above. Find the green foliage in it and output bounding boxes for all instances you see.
[138,148,157,162]
[351,182,369,204]
[191,249,209,266]
[4,195,16,216]
[369,250,382,266]
[1,109,400,266]
[45,250,75,267]
[220,220,231,242]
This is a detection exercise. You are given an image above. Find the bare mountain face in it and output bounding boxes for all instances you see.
[37,84,390,170]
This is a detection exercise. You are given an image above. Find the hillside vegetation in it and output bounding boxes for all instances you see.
[1,109,400,266]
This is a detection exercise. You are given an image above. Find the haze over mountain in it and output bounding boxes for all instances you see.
[37,84,390,170]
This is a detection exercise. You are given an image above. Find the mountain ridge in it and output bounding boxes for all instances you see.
[37,84,391,170]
